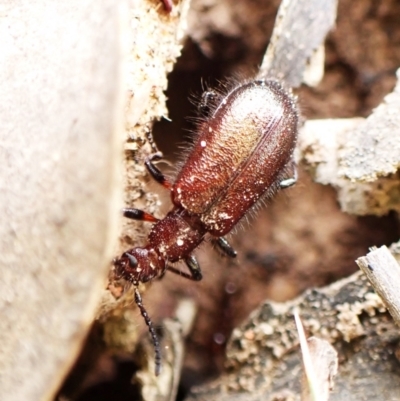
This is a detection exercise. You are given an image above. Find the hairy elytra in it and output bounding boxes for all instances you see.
[173,80,298,235]
[114,79,299,375]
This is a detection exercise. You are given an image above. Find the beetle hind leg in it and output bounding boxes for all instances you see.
[279,162,298,189]
[213,237,237,258]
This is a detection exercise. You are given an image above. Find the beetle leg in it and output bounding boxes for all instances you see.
[123,208,159,222]
[145,153,173,190]
[279,163,298,189]
[134,287,162,376]
[213,237,237,258]
[198,90,217,116]
[160,0,173,12]
[185,255,203,280]
[167,255,203,281]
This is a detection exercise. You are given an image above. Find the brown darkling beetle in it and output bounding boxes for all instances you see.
[114,79,299,375]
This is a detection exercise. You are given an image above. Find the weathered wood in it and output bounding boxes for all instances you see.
[357,245,400,327]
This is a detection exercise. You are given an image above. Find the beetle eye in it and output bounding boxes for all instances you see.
[126,253,138,268]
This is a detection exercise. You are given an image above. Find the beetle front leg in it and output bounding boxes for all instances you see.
[145,153,173,190]
[167,255,203,281]
[123,208,159,223]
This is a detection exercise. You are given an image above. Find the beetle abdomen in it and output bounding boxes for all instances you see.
[172,79,298,235]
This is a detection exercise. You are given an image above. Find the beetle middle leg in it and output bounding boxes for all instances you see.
[167,255,203,281]
[213,237,237,258]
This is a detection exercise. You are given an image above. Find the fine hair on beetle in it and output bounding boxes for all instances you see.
[180,76,298,232]
[114,77,299,376]
[186,72,301,227]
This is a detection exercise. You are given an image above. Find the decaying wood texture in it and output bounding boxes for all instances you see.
[298,70,400,216]
[0,2,125,401]
[99,0,192,317]
[340,70,400,183]
[357,245,400,327]
[185,272,400,401]
[0,1,191,401]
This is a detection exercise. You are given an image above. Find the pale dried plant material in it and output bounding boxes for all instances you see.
[340,69,400,182]
[185,272,398,401]
[0,2,125,401]
[302,45,326,87]
[298,69,400,216]
[99,0,192,317]
[357,245,400,328]
[294,310,338,401]
[125,0,191,138]
[258,0,338,87]
[298,119,400,216]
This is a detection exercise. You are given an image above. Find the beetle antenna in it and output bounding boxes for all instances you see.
[134,287,162,376]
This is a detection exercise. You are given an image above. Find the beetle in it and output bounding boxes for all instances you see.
[114,79,299,375]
